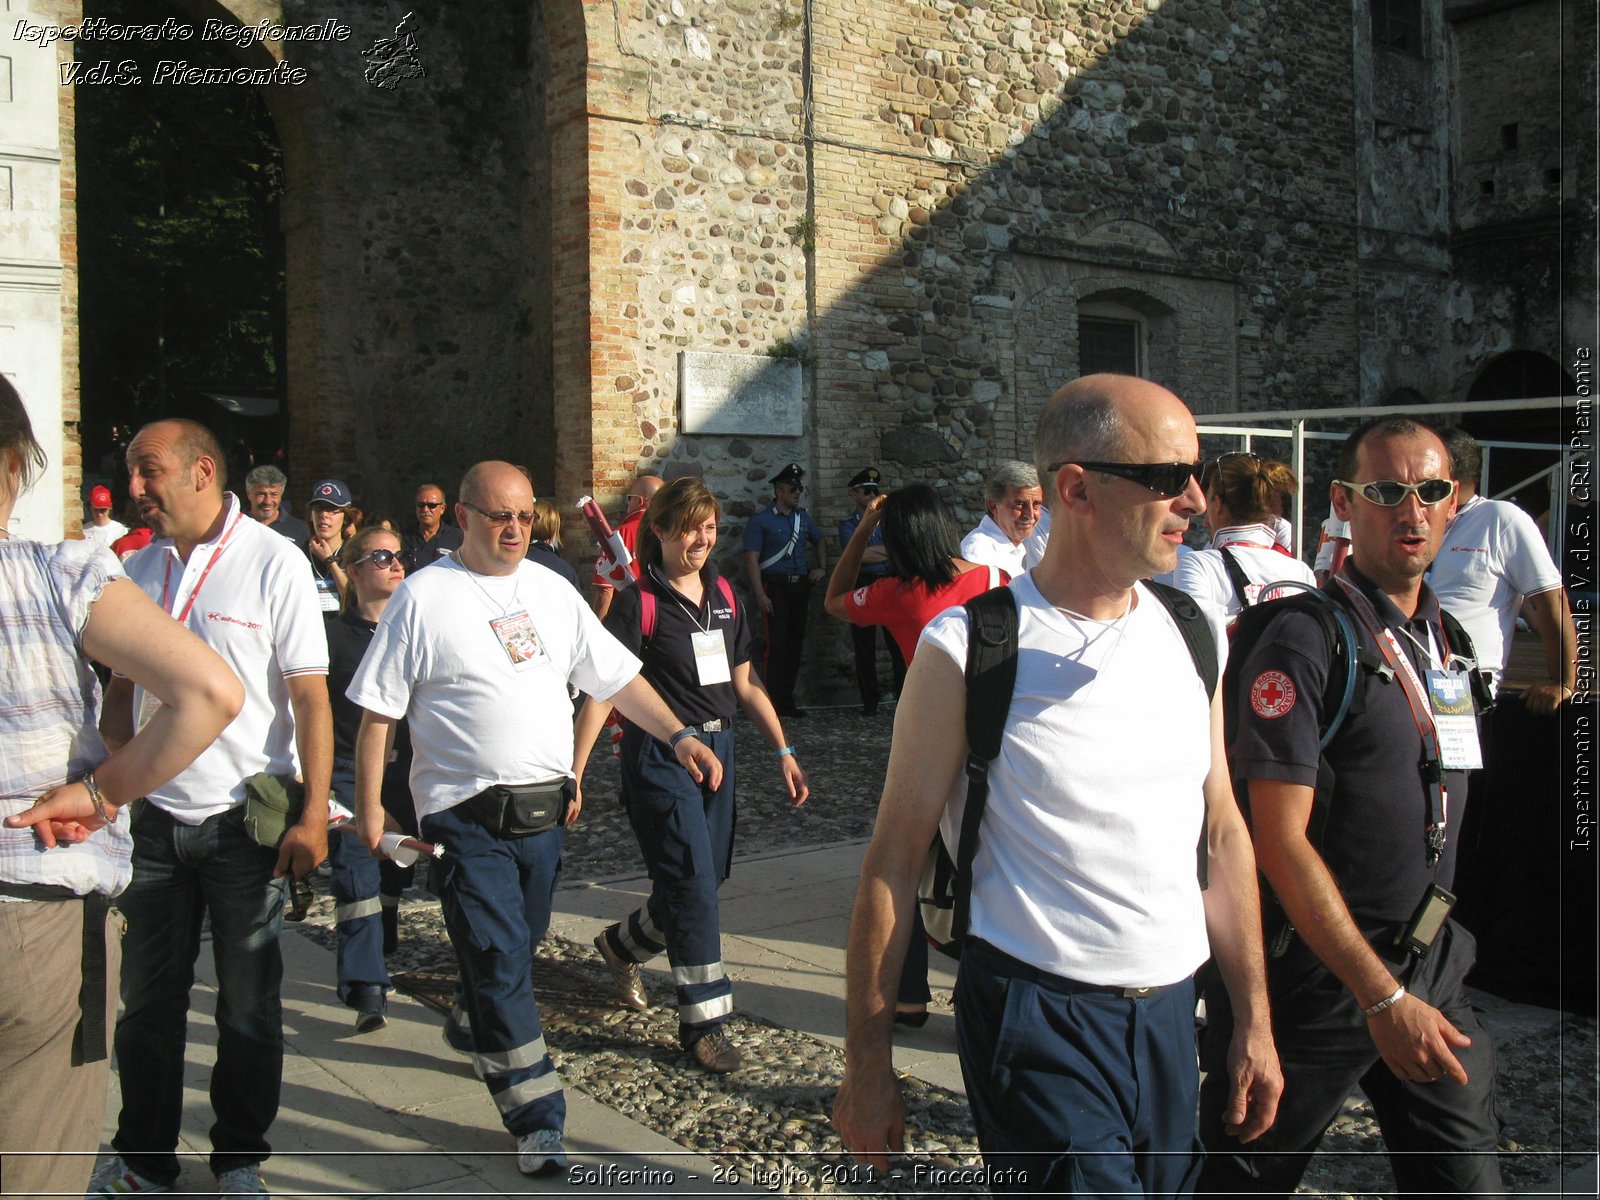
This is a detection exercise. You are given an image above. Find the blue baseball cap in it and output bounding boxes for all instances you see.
[309,479,353,509]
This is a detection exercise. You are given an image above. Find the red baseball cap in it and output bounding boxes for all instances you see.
[89,486,113,509]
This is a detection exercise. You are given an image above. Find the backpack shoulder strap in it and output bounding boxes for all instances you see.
[716,574,737,613]
[950,586,1019,945]
[1218,545,1253,609]
[1146,580,1220,699]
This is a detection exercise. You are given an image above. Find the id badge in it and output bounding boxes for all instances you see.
[692,629,731,685]
[315,576,339,613]
[489,608,546,668]
[1426,669,1482,770]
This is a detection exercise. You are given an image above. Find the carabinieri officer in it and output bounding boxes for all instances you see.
[741,463,826,718]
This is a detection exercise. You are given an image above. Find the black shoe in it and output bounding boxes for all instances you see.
[893,1007,929,1028]
[353,985,387,1033]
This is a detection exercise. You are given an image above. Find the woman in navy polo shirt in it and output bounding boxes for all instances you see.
[575,477,809,1074]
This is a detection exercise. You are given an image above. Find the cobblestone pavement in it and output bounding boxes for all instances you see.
[300,706,1596,1197]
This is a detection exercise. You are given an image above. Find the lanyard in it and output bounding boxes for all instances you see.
[648,565,713,634]
[161,512,243,625]
[1332,566,1453,866]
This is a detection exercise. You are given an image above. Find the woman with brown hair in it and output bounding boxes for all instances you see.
[574,477,808,1074]
[1172,451,1315,631]
[525,497,580,592]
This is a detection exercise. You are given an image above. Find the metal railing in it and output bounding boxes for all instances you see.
[1196,396,1582,562]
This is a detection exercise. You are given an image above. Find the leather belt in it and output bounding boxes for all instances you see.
[762,573,804,584]
[967,938,1186,1000]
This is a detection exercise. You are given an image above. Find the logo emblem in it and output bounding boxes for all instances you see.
[1250,670,1296,719]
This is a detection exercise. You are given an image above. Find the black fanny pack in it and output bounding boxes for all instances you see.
[465,780,572,838]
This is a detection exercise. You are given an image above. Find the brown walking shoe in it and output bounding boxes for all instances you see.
[594,931,649,1011]
[688,1028,742,1073]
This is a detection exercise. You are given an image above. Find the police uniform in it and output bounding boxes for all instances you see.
[742,464,823,715]
[595,568,750,1048]
[1199,562,1502,1196]
[838,467,906,713]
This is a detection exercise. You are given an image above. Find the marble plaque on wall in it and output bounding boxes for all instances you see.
[679,351,803,436]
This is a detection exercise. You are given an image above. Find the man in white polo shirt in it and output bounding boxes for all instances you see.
[348,460,721,1176]
[959,460,1043,575]
[1429,426,1576,711]
[88,419,332,1199]
[834,375,1281,1195]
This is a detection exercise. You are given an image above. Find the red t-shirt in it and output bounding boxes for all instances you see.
[843,564,1008,663]
[110,527,154,561]
[593,508,645,591]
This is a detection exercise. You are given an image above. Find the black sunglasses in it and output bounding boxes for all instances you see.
[1335,478,1456,507]
[350,548,402,569]
[1047,460,1205,498]
[415,500,445,510]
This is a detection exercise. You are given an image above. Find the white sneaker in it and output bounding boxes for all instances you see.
[516,1128,567,1175]
[85,1156,171,1196]
[215,1163,269,1195]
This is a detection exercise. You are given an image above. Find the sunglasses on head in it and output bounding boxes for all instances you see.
[1335,478,1456,507]
[1047,460,1205,498]
[351,548,402,569]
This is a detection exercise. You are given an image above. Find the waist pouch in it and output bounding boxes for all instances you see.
[466,780,572,839]
[242,772,305,849]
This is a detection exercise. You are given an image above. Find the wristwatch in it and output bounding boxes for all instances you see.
[669,725,702,749]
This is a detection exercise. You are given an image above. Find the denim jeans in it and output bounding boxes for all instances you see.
[113,802,287,1184]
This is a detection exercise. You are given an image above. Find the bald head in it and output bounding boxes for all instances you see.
[459,461,533,510]
[456,461,536,575]
[1034,374,1191,491]
[626,472,664,514]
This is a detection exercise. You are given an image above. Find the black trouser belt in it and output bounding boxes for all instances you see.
[763,573,804,584]
[0,883,113,1061]
[967,937,1185,1000]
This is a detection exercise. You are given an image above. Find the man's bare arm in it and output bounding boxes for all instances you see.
[1251,777,1474,1085]
[1198,692,1282,1142]
[278,673,333,880]
[832,648,966,1169]
[1521,586,1577,714]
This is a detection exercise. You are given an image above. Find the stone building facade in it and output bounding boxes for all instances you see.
[12,0,1594,693]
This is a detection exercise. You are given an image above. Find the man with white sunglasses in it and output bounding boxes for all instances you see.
[1201,416,1503,1196]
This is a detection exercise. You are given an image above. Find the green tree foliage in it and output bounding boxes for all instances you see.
[77,0,285,438]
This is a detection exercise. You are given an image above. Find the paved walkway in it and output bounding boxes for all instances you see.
[89,842,1594,1197]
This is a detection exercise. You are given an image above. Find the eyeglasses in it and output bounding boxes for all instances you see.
[462,501,535,527]
[1047,460,1206,498]
[1335,478,1456,507]
[779,482,804,494]
[350,548,402,569]
[415,500,444,510]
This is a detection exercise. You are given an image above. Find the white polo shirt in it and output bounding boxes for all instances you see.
[960,514,1028,575]
[920,576,1218,987]
[123,493,329,823]
[1429,494,1563,685]
[1171,523,1317,636]
[346,556,641,821]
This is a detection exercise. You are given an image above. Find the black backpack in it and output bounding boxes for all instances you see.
[917,581,1219,959]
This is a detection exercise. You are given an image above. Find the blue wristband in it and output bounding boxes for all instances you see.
[775,746,795,757]
[669,726,701,749]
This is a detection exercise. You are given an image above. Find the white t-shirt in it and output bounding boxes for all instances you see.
[123,494,329,823]
[1313,506,1351,575]
[1172,524,1318,637]
[960,514,1027,575]
[920,576,1218,987]
[82,520,128,553]
[346,556,641,821]
[1429,494,1563,684]
[1271,515,1294,554]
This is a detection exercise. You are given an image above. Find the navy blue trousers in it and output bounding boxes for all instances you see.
[605,726,736,1044]
[954,939,1203,1196]
[1199,920,1503,1196]
[328,763,389,1003]
[420,802,566,1137]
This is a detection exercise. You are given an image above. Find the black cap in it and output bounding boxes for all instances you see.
[770,463,805,487]
[847,467,882,491]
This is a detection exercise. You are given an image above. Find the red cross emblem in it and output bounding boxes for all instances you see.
[1250,670,1296,719]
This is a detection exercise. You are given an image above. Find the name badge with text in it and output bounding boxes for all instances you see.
[692,629,731,685]
[490,609,546,668]
[1426,669,1482,770]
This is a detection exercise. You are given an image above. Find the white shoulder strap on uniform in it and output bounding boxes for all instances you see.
[758,511,803,572]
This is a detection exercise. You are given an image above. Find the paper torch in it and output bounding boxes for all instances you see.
[578,495,637,588]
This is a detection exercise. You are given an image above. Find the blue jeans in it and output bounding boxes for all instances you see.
[113,802,287,1184]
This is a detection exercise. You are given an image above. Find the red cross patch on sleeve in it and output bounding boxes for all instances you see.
[1250,670,1296,719]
